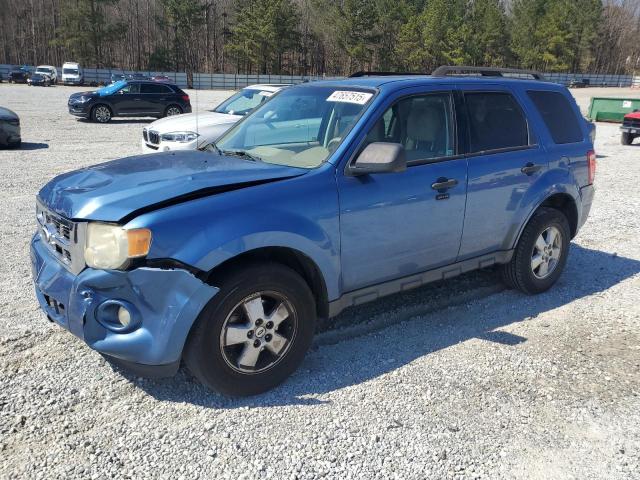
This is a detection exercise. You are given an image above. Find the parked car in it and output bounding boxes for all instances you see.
[141,84,286,153]
[35,65,58,84]
[128,73,150,81]
[62,62,83,85]
[620,110,640,145]
[67,80,192,123]
[569,78,590,88]
[0,107,21,148]
[27,73,52,87]
[31,67,596,396]
[151,75,172,83]
[8,67,29,84]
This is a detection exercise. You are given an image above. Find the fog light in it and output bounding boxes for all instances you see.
[95,300,139,332]
[117,306,131,328]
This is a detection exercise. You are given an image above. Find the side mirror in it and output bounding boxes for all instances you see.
[349,142,407,175]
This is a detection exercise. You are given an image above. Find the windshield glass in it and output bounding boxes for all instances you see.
[214,89,276,116]
[36,68,52,74]
[97,80,126,96]
[215,86,375,169]
[63,68,79,75]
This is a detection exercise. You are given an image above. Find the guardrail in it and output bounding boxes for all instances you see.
[1,64,639,90]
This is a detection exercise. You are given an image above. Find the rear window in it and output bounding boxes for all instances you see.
[527,90,584,144]
[465,92,530,153]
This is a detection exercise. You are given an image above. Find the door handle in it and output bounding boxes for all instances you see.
[521,163,542,175]
[431,178,458,191]
[133,98,141,101]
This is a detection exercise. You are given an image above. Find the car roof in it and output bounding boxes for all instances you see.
[300,75,563,91]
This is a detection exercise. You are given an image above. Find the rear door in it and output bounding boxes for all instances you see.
[140,83,174,115]
[337,87,468,292]
[456,85,549,259]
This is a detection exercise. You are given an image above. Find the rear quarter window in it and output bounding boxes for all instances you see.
[527,90,584,144]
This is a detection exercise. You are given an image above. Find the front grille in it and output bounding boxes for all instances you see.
[36,201,86,275]
[623,118,640,128]
[148,130,160,145]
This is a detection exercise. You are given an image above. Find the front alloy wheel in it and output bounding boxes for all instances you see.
[185,263,316,396]
[92,105,111,123]
[220,292,297,373]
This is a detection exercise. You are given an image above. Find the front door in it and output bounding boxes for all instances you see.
[111,82,145,115]
[337,90,468,292]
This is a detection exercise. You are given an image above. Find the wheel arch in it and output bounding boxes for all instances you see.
[512,192,579,250]
[203,246,330,321]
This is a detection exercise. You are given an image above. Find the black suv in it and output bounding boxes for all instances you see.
[67,80,192,123]
[8,67,30,84]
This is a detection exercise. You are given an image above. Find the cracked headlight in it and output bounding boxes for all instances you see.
[160,131,199,143]
[84,223,152,270]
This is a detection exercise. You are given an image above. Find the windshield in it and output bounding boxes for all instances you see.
[214,89,276,116]
[215,86,375,169]
[36,68,52,74]
[97,80,127,96]
[63,68,79,75]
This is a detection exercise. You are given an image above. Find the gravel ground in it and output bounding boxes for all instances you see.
[0,84,639,479]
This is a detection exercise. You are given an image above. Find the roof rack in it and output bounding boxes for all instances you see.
[349,71,428,77]
[431,65,546,81]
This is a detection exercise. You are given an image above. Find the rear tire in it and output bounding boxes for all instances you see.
[621,132,633,145]
[164,105,183,117]
[501,207,570,294]
[91,104,112,123]
[185,263,316,396]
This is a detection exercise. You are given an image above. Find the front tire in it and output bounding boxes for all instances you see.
[621,132,634,145]
[501,207,570,294]
[185,263,316,396]
[91,104,112,123]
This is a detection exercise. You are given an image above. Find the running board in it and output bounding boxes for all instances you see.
[328,250,513,317]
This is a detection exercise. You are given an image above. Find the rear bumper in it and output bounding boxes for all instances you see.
[578,184,595,230]
[30,233,218,373]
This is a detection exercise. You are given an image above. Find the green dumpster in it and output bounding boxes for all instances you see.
[587,97,640,123]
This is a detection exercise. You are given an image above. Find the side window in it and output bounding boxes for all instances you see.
[141,83,170,94]
[465,92,530,153]
[364,93,455,162]
[527,90,584,144]
[120,83,140,94]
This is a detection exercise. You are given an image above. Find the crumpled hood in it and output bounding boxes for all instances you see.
[38,151,307,222]
[624,111,640,120]
[146,111,241,134]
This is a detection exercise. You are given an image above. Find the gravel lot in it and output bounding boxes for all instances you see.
[1,84,639,479]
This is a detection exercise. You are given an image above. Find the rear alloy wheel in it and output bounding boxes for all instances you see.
[164,105,182,117]
[92,105,112,123]
[185,263,316,396]
[501,207,570,294]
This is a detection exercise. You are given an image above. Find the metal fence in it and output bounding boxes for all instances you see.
[2,64,640,89]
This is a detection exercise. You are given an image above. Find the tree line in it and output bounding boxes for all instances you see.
[1,0,639,77]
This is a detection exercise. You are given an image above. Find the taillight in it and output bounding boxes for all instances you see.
[587,150,596,184]
[181,95,190,103]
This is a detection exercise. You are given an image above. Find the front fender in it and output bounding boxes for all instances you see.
[126,168,342,300]
[502,166,581,250]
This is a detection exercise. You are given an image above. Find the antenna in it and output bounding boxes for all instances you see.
[195,80,199,144]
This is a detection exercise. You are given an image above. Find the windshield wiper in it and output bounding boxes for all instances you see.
[221,149,262,162]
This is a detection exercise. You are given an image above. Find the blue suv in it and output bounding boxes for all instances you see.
[31,67,596,396]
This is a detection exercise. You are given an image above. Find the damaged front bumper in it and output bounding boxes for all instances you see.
[30,234,218,376]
